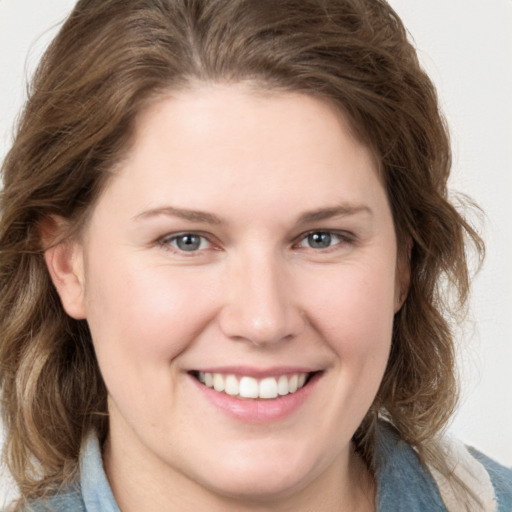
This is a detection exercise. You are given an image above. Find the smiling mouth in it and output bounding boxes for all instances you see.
[190,371,315,400]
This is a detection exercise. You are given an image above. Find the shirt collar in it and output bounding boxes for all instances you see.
[80,431,120,512]
[374,422,447,511]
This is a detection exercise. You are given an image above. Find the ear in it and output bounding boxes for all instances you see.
[41,216,87,320]
[394,238,412,314]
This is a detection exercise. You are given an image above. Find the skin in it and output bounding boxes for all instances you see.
[46,84,408,511]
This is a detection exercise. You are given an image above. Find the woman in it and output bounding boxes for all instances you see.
[0,0,510,510]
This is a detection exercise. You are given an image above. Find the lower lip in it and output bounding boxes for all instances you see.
[190,373,320,423]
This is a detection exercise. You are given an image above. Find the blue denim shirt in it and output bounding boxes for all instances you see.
[21,424,512,511]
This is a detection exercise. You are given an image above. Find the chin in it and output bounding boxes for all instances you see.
[188,444,326,504]
[201,469,308,505]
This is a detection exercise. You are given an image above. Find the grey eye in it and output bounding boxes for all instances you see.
[174,234,204,251]
[306,232,333,249]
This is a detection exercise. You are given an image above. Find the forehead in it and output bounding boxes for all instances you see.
[89,84,387,229]
[129,84,377,173]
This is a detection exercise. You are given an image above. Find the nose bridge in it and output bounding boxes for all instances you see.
[219,248,304,346]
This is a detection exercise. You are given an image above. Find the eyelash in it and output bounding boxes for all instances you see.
[156,230,355,255]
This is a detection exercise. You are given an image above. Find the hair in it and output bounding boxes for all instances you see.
[1,0,484,506]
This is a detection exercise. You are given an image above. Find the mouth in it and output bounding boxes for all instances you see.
[190,371,316,400]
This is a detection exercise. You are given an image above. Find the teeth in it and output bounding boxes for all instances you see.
[288,374,298,393]
[213,373,225,392]
[239,376,259,398]
[197,372,309,399]
[224,375,239,396]
[277,375,289,396]
[259,377,278,399]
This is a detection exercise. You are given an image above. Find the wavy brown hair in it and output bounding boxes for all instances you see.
[1,0,484,504]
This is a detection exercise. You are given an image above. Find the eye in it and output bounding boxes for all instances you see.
[296,231,346,250]
[160,233,211,252]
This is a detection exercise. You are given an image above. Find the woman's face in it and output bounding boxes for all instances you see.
[54,85,406,506]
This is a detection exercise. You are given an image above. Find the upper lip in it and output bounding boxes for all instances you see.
[189,366,322,378]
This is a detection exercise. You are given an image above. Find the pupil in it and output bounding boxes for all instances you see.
[177,234,200,251]
[309,232,331,248]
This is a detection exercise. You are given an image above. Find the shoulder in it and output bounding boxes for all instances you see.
[428,437,512,512]
[12,486,85,512]
[469,448,512,512]
[374,422,450,510]
[374,421,512,512]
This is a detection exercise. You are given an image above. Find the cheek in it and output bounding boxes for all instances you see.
[294,262,395,441]
[83,258,222,429]
[303,262,397,353]
[83,255,219,366]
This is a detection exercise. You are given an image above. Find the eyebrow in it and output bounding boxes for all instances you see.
[133,203,372,225]
[296,204,373,224]
[133,206,223,224]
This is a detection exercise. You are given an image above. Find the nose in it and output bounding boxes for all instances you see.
[218,251,306,347]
